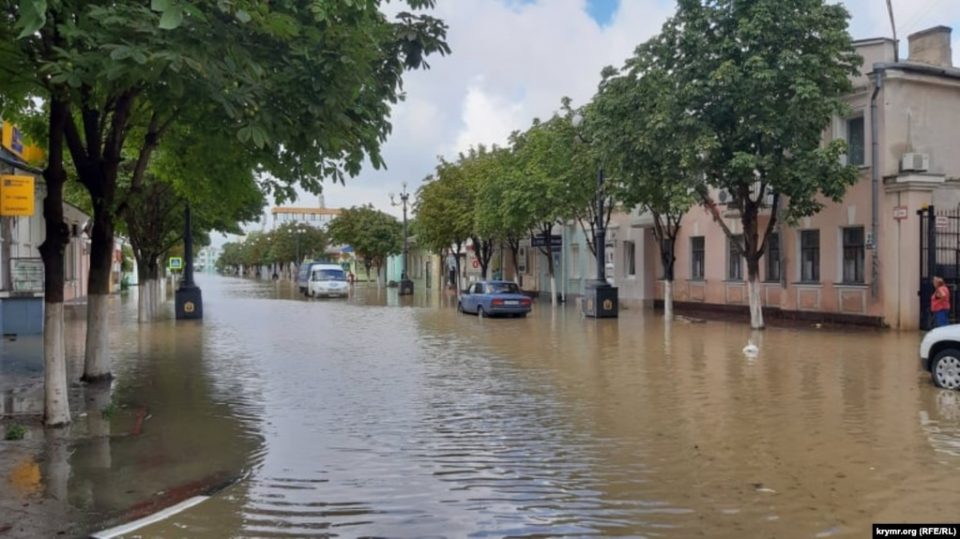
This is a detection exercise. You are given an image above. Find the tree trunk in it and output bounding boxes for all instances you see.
[83,207,114,382]
[545,240,557,307]
[747,258,764,329]
[507,239,521,286]
[39,98,71,427]
[664,279,674,321]
[136,255,161,322]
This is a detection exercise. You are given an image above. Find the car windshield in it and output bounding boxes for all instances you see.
[312,269,346,281]
[485,283,519,294]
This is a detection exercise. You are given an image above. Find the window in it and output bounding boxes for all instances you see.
[570,244,580,278]
[765,233,781,282]
[800,230,820,282]
[65,241,76,281]
[727,235,743,280]
[691,237,705,280]
[486,282,520,294]
[842,227,865,283]
[624,241,636,277]
[847,116,865,166]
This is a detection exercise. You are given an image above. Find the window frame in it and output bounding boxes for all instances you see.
[624,240,636,278]
[727,234,743,281]
[841,226,865,284]
[690,236,705,281]
[800,229,820,283]
[846,115,866,167]
[765,232,781,283]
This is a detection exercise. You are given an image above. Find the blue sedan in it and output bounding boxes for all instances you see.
[458,281,532,318]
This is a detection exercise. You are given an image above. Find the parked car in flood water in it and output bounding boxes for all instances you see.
[458,281,532,318]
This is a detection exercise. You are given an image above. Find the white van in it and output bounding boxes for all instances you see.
[308,264,349,298]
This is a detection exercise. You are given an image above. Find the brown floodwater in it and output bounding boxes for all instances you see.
[4,275,960,538]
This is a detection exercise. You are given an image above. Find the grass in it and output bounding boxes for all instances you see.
[4,424,27,441]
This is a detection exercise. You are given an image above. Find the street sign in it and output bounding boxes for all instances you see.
[531,234,562,248]
[893,206,908,221]
[936,215,950,230]
[471,258,479,269]
[168,257,183,270]
[0,175,34,216]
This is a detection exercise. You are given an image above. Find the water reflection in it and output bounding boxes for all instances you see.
[124,276,960,538]
[5,275,960,537]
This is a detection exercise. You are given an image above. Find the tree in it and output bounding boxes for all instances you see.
[268,222,328,268]
[415,160,473,291]
[6,0,449,383]
[328,206,402,286]
[592,37,701,321]
[473,146,527,283]
[664,0,861,328]
[509,117,576,306]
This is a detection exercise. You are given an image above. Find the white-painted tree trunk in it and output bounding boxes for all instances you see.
[83,294,112,382]
[137,279,163,322]
[664,279,674,321]
[747,275,764,329]
[550,275,557,307]
[43,303,71,427]
[86,385,112,469]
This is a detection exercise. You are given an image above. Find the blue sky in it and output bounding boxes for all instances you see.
[585,0,619,26]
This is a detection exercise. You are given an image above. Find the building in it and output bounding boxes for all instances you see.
[559,26,960,330]
[385,237,440,289]
[269,196,342,231]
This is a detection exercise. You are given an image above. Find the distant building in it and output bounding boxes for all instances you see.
[197,246,219,274]
[269,196,342,230]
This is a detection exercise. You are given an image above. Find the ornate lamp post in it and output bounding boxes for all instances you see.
[390,183,414,296]
[175,205,203,320]
[572,111,618,318]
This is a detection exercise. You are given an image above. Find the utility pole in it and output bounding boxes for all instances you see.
[175,205,203,320]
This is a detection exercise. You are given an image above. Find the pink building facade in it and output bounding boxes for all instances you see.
[644,27,960,330]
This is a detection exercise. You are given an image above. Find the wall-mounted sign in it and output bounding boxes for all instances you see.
[893,206,908,221]
[2,122,24,158]
[11,258,43,293]
[936,215,950,230]
[0,175,35,216]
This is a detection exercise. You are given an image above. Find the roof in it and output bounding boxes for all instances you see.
[271,207,342,216]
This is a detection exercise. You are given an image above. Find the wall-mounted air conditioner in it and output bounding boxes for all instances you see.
[901,152,930,172]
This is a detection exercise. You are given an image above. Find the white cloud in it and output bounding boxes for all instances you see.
[218,0,960,247]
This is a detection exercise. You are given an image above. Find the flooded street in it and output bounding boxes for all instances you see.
[4,275,960,538]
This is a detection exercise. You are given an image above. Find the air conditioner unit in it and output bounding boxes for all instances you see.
[901,152,930,172]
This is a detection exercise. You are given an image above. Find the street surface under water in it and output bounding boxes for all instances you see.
[4,275,960,538]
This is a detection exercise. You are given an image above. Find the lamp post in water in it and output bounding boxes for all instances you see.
[390,183,414,296]
[175,205,203,320]
[571,110,618,318]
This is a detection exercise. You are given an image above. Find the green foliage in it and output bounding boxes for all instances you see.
[414,159,473,256]
[100,400,117,419]
[4,424,27,441]
[268,222,328,265]
[661,0,861,267]
[327,206,402,274]
[591,34,700,280]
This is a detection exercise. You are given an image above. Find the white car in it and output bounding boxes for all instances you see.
[920,325,960,390]
[308,265,349,298]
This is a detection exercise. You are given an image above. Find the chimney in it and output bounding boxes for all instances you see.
[907,26,953,68]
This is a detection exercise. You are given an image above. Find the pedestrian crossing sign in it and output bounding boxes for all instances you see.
[168,257,183,271]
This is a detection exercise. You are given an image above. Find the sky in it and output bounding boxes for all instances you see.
[218,0,960,245]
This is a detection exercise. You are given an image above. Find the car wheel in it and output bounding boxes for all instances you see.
[932,349,960,390]
[477,306,485,319]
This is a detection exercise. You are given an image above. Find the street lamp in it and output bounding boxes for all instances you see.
[390,183,414,296]
[571,111,618,318]
[175,205,203,320]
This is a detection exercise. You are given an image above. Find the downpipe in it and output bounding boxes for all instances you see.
[870,64,885,299]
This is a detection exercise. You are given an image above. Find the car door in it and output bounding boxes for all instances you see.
[468,283,482,312]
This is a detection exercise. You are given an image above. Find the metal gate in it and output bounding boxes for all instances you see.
[919,205,960,329]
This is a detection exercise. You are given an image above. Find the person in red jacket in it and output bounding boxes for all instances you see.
[931,276,951,328]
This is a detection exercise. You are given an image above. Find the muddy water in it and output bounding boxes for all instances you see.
[6,275,960,538]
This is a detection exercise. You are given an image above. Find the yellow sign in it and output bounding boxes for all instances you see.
[2,122,25,158]
[0,175,35,216]
[184,301,195,313]
[603,299,614,311]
